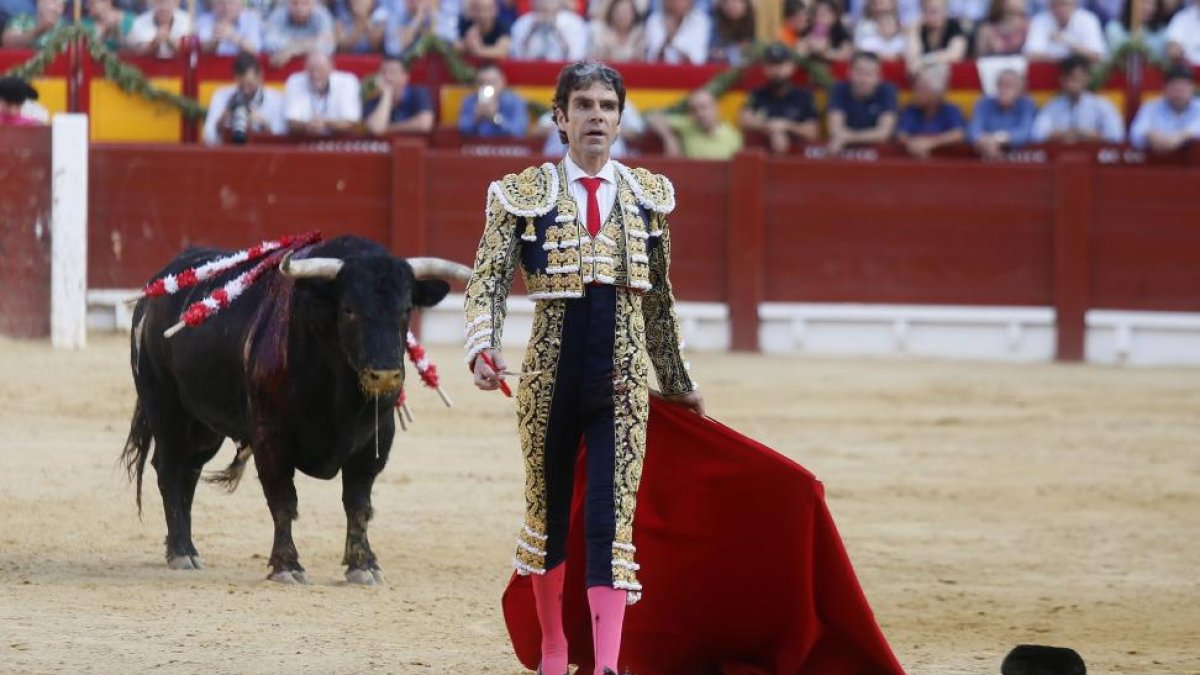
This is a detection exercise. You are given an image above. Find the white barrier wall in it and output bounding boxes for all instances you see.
[50,114,89,350]
[86,292,1200,366]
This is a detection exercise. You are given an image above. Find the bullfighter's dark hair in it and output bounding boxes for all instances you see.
[552,61,627,145]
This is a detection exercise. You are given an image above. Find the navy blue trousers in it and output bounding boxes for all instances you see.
[541,285,619,588]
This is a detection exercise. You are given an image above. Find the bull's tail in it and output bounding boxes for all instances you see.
[120,399,153,516]
[203,443,253,493]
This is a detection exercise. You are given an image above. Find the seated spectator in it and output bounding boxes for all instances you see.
[589,0,645,62]
[1129,65,1200,152]
[827,50,899,152]
[334,0,386,53]
[1105,0,1169,60]
[0,76,42,126]
[384,0,460,55]
[283,50,362,135]
[83,0,134,52]
[847,0,921,27]
[197,0,264,55]
[896,63,965,157]
[737,42,820,153]
[647,89,743,159]
[906,0,967,71]
[509,0,587,60]
[0,0,34,37]
[128,0,191,57]
[644,0,711,64]
[203,51,286,145]
[457,63,529,137]
[1023,0,1107,63]
[457,0,512,60]
[1032,54,1125,142]
[2,0,65,49]
[854,0,909,60]
[975,0,1029,56]
[363,56,434,135]
[968,67,1037,157]
[265,0,335,66]
[536,98,646,156]
[783,0,852,61]
[1163,0,1199,65]
[709,0,756,64]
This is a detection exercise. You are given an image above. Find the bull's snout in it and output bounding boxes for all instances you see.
[361,369,403,396]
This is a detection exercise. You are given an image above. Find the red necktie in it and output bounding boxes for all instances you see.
[579,176,603,237]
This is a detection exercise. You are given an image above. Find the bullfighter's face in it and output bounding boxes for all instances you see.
[558,82,622,164]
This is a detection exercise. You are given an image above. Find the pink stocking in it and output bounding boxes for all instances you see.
[587,586,628,674]
[531,564,568,675]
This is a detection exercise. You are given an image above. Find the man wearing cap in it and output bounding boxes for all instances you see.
[1129,66,1200,153]
[464,61,703,675]
[0,76,43,126]
[737,42,819,154]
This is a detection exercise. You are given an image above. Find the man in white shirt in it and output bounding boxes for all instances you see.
[644,0,711,64]
[509,0,587,61]
[1129,66,1200,152]
[203,52,286,145]
[1023,0,1107,63]
[1164,2,1200,65]
[1032,54,1125,143]
[283,50,362,136]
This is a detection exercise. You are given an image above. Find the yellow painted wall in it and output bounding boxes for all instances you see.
[32,78,68,115]
[90,78,184,143]
[198,81,285,108]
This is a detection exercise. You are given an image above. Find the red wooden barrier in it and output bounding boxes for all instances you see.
[0,127,53,338]
[70,143,1200,362]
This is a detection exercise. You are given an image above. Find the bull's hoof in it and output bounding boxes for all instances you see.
[345,568,385,586]
[167,555,204,570]
[269,570,308,585]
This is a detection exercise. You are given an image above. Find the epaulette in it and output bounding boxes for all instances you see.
[614,162,676,214]
[488,163,559,217]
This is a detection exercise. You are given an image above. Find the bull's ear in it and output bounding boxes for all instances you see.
[411,279,450,308]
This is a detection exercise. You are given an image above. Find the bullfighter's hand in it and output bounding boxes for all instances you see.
[664,390,705,417]
[473,348,507,391]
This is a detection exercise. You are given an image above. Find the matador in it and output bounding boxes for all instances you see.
[463,62,705,674]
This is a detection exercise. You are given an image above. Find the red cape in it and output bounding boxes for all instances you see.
[501,398,906,675]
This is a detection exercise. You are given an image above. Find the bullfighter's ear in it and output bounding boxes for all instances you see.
[411,279,450,308]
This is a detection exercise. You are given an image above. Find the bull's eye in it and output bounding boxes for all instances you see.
[341,307,358,320]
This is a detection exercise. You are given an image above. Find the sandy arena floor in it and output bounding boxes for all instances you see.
[0,334,1197,674]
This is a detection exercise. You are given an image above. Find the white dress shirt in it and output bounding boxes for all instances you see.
[283,70,362,124]
[1023,8,1108,60]
[564,154,617,231]
[128,9,193,57]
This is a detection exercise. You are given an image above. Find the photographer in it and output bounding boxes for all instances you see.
[457,63,529,137]
[509,0,586,61]
[202,52,286,146]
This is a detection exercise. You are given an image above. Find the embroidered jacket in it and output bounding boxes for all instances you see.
[463,160,695,396]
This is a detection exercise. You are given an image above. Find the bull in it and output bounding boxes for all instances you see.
[120,236,470,584]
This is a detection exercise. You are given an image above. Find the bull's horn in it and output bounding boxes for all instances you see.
[406,257,473,282]
[280,251,344,279]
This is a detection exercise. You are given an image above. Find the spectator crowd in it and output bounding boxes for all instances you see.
[2,0,1197,154]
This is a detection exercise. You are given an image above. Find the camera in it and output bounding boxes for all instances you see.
[227,94,251,145]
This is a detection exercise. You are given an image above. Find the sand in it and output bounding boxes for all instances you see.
[1,334,1197,674]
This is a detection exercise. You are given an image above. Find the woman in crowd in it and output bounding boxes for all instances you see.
[1105,0,1169,60]
[336,0,387,53]
[906,0,967,70]
[854,0,909,59]
[973,0,1028,56]
[780,0,853,60]
[84,0,135,51]
[709,0,756,63]
[589,0,645,61]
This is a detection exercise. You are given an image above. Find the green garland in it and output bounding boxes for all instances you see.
[1089,38,1159,90]
[2,25,208,119]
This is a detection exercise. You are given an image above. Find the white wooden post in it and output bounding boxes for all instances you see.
[51,114,88,349]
